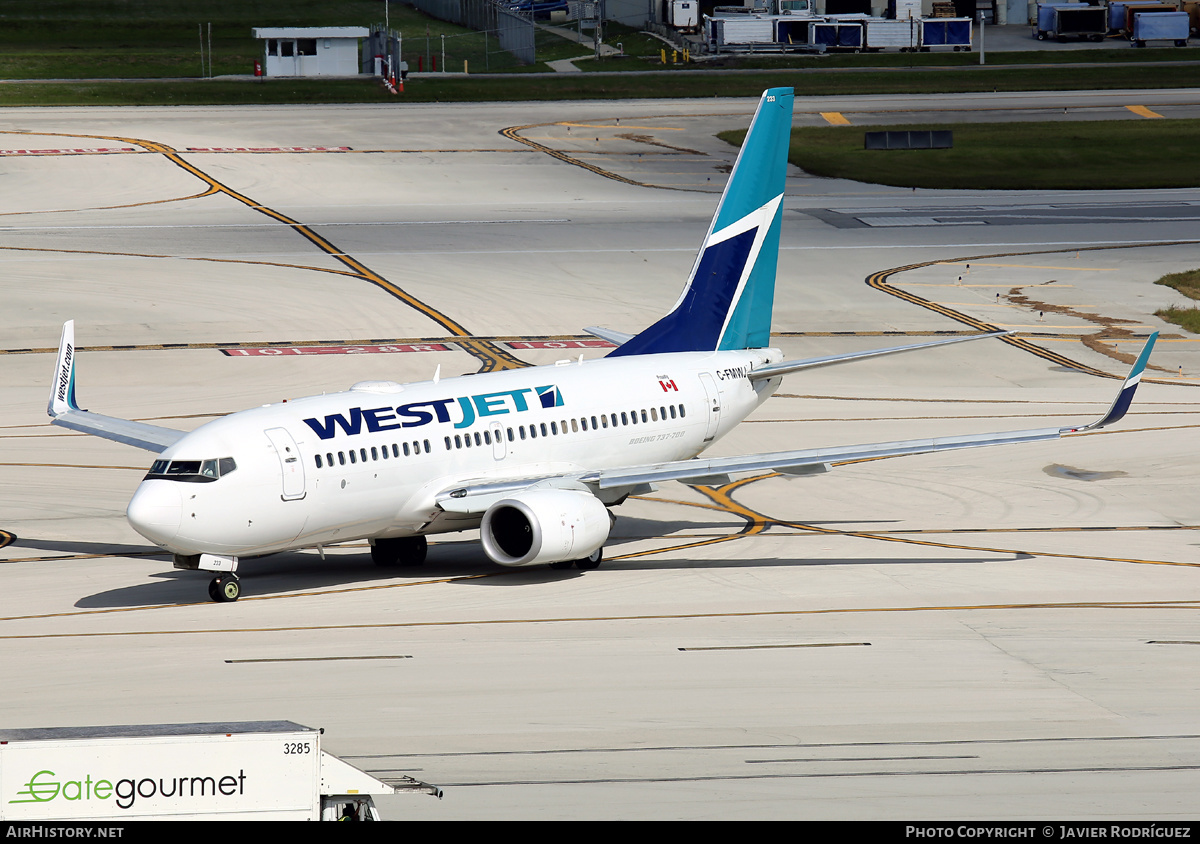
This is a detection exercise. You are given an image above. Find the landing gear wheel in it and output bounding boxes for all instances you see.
[371,535,428,567]
[548,560,574,570]
[574,547,603,571]
[210,574,240,603]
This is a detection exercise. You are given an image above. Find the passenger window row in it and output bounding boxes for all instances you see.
[312,403,689,463]
[443,403,687,451]
[314,439,431,469]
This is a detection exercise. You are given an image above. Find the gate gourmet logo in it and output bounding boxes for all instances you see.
[9,767,247,811]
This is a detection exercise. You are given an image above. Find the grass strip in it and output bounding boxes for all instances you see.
[2,63,1198,107]
[1155,271,1200,333]
[727,118,1200,191]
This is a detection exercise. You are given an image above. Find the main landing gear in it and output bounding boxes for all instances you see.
[548,546,603,571]
[370,535,428,567]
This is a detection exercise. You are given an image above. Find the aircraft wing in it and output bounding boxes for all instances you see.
[47,321,187,453]
[438,333,1156,509]
[593,332,1156,488]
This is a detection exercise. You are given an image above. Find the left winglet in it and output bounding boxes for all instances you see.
[46,321,187,453]
[48,319,81,417]
[1061,331,1157,434]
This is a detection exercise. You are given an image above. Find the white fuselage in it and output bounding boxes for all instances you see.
[125,348,782,558]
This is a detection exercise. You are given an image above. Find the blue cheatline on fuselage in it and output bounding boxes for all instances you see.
[609,87,794,358]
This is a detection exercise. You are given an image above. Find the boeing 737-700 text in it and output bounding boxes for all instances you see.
[46,88,1157,602]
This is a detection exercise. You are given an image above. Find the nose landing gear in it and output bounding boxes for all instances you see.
[208,574,240,603]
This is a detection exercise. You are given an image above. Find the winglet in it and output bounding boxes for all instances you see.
[1062,331,1156,434]
[48,320,80,418]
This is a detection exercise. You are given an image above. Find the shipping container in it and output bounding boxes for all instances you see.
[1108,0,1167,32]
[865,17,920,49]
[0,721,441,821]
[1125,3,1179,32]
[919,17,973,50]
[812,19,865,48]
[1183,0,1200,33]
[1131,9,1190,43]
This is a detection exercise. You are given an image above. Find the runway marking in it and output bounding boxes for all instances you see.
[1126,105,1164,119]
[747,409,1200,423]
[0,128,528,374]
[406,762,1200,788]
[560,123,686,131]
[820,112,852,126]
[1148,640,1200,645]
[936,262,1115,271]
[777,393,1192,405]
[0,147,137,156]
[0,463,144,471]
[1,598,1197,638]
[745,755,976,763]
[0,331,617,357]
[224,655,412,663]
[680,642,870,651]
[350,732,1200,759]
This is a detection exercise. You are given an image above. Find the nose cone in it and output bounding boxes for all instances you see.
[126,482,183,547]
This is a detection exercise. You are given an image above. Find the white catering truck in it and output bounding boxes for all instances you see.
[0,721,441,821]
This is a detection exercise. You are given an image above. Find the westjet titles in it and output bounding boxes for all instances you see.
[302,384,565,439]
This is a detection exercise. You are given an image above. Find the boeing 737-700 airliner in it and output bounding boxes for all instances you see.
[46,88,1157,602]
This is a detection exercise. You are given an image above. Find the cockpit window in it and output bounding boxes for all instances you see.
[145,457,237,483]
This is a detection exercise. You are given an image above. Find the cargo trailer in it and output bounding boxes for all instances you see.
[708,15,777,46]
[0,721,441,821]
[1035,2,1108,39]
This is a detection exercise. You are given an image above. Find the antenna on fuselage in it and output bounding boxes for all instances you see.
[433,364,441,384]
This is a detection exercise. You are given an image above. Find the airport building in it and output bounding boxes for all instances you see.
[252,27,369,77]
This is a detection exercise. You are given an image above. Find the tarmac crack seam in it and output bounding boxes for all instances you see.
[867,241,1200,384]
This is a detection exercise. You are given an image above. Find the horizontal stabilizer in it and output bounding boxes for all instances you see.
[584,326,634,347]
[749,332,1009,381]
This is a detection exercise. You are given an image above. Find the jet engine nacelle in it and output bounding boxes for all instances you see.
[480,489,610,567]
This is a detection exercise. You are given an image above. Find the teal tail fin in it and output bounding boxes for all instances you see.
[609,87,794,357]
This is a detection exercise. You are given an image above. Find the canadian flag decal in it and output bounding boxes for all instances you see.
[659,379,679,392]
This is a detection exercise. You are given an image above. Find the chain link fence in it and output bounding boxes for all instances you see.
[400,0,536,67]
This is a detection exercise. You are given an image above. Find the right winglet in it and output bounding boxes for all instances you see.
[1061,331,1157,434]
